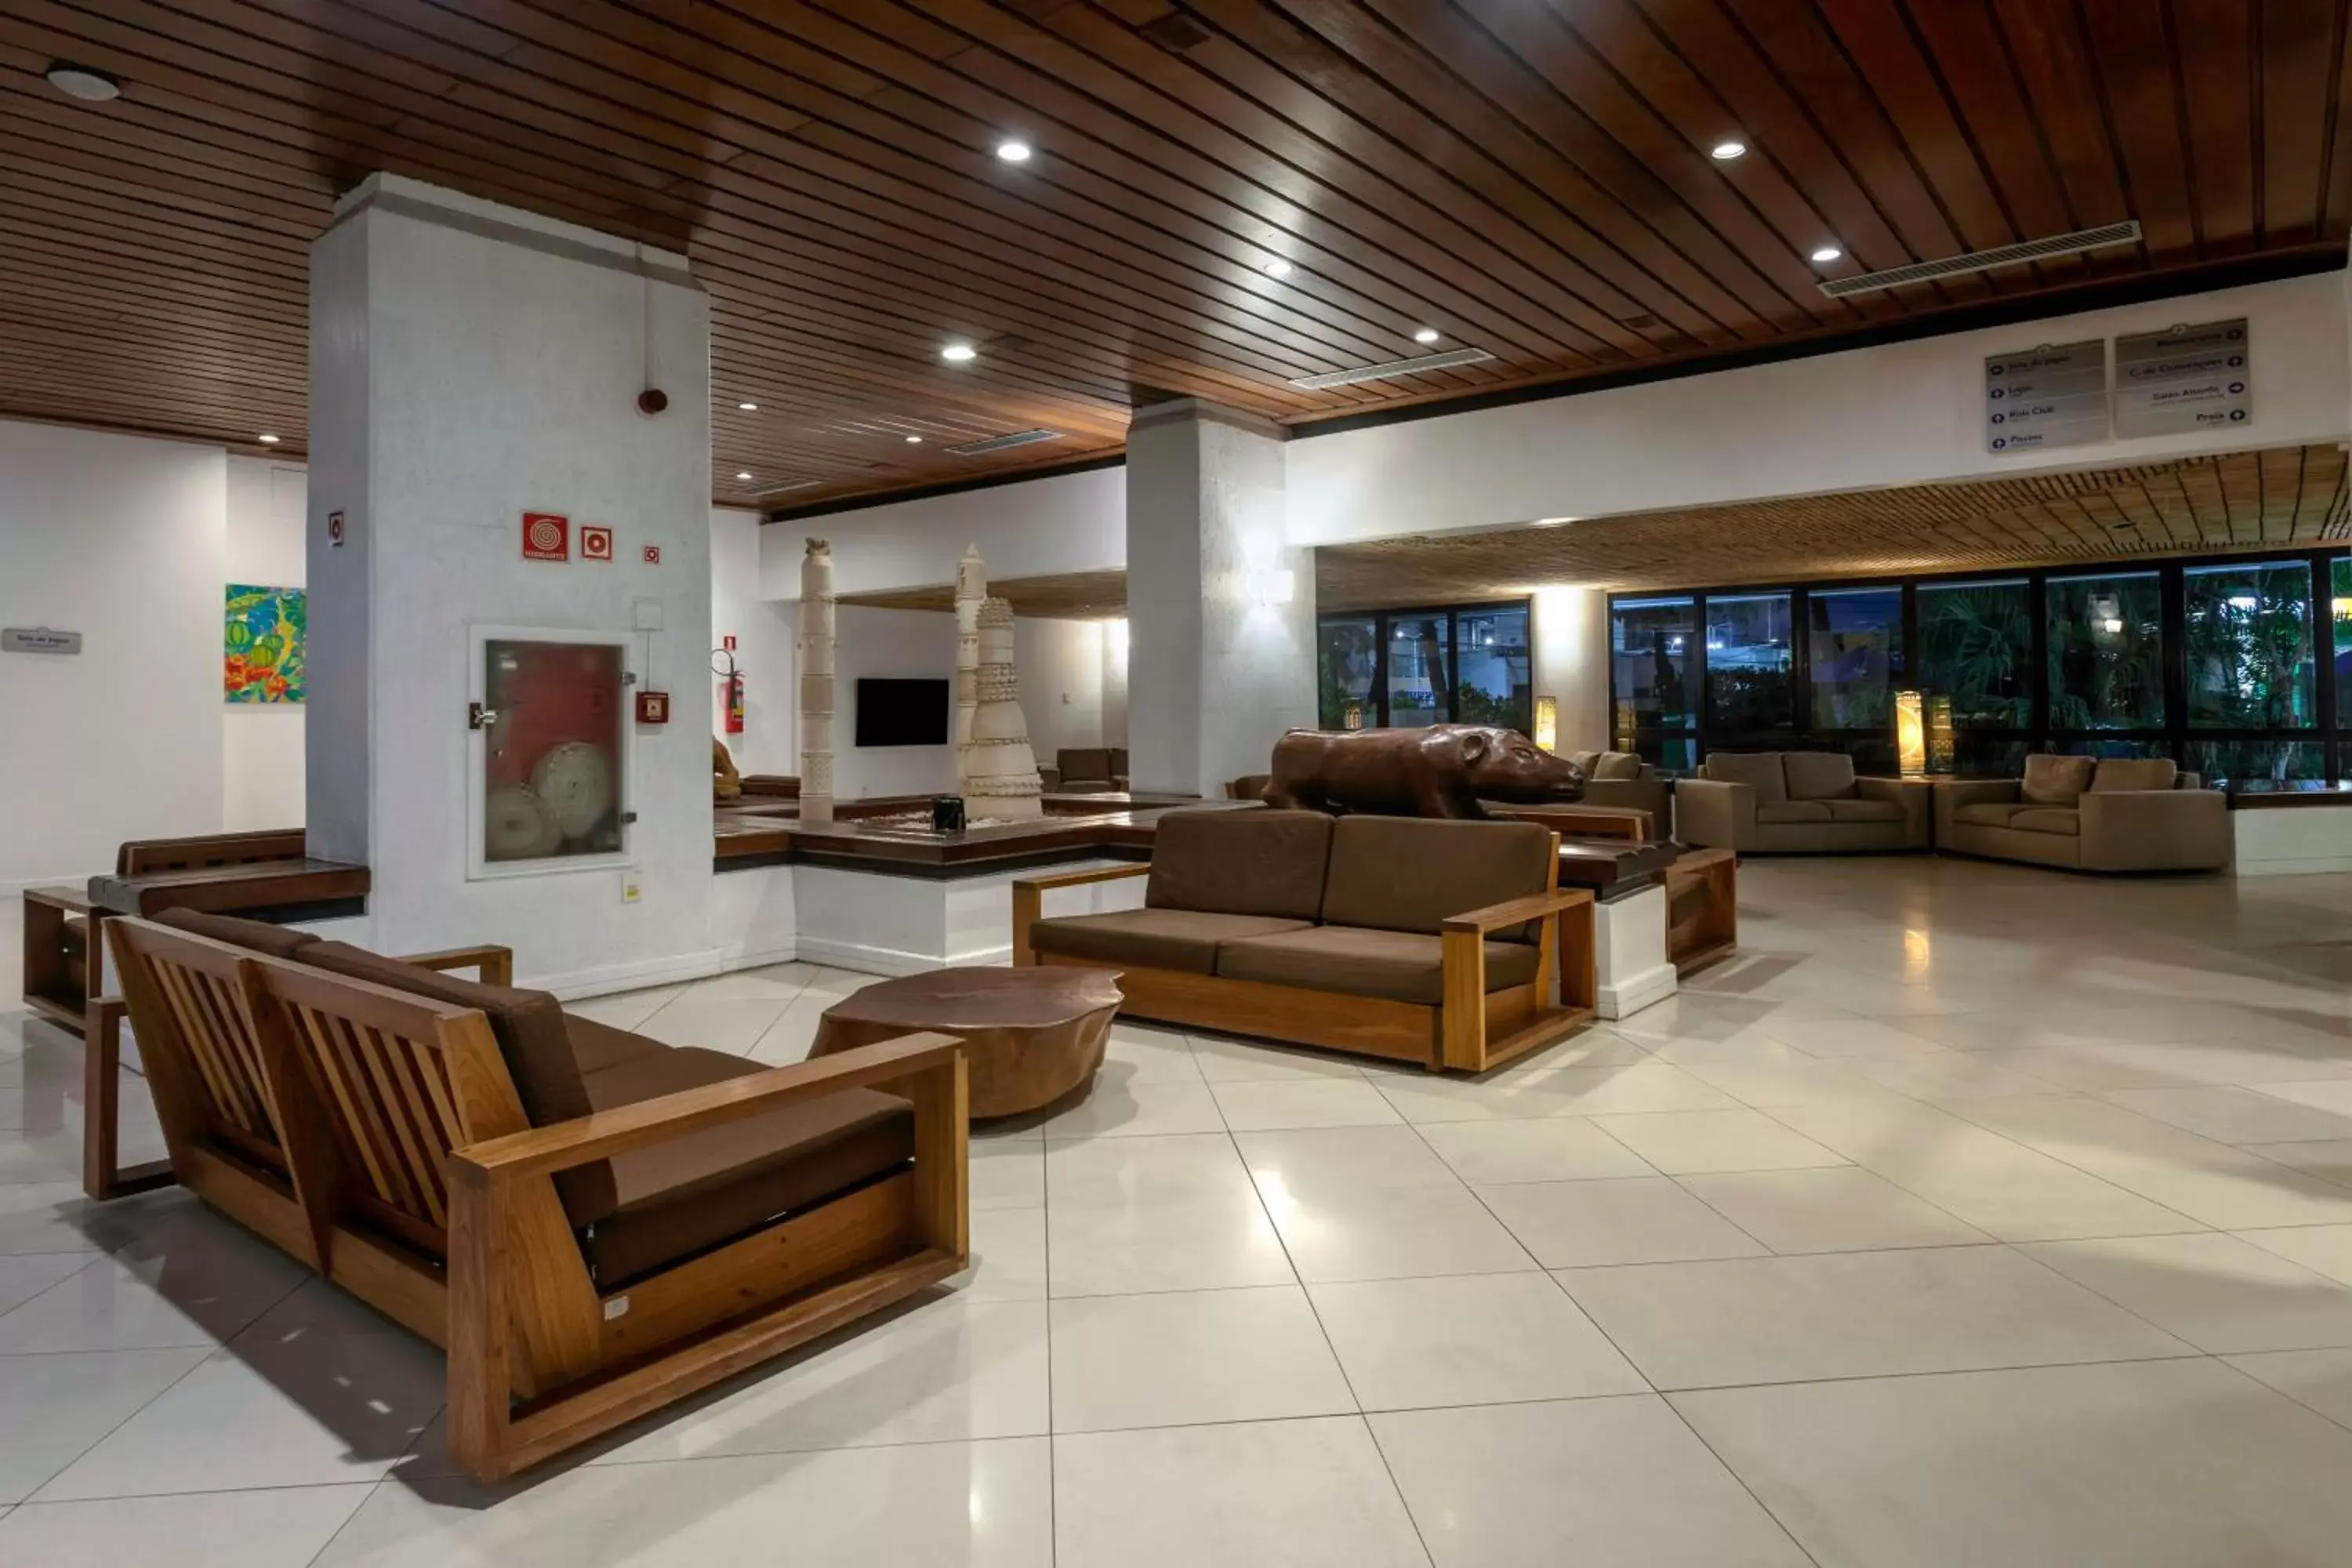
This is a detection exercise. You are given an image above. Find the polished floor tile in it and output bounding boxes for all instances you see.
[2022,1232,2352,1354]
[1586,1108,1848,1174]
[1186,1033,1367,1082]
[1308,1271,1645,1410]
[1054,1417,1427,1568]
[0,1348,207,1504]
[1479,1177,1769,1269]
[1675,1358,2352,1566]
[2237,1223,2352,1287]
[1209,1076,1403,1131]
[1047,1286,1356,1432]
[1675,1167,1991,1254]
[1040,1078,1226,1141]
[953,1208,1047,1302]
[1559,1245,2190,1389]
[1373,1396,1810,1567]
[630,994,792,1054]
[1414,1116,1654,1185]
[0,1483,375,1568]
[2224,1346,2352,1430]
[0,1251,94,1315]
[2101,1085,2352,1145]
[968,1142,1045,1212]
[1044,1192,1294,1298]
[1236,1125,1460,1196]
[1261,1180,1537,1283]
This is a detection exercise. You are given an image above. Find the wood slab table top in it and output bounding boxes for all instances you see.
[86,858,371,917]
[811,967,1124,1119]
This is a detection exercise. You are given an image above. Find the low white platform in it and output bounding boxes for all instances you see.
[793,858,1143,975]
[2232,802,2352,877]
[1591,884,1677,1020]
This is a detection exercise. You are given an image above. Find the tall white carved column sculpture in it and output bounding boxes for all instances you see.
[798,538,837,825]
[964,596,1044,820]
[953,544,984,759]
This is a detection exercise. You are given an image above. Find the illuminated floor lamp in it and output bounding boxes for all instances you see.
[1895,689,1928,779]
[1925,694,1955,775]
[1534,695,1559,752]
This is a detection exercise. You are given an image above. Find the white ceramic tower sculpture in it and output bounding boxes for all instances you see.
[965,596,1044,819]
[798,538,836,825]
[954,544,984,753]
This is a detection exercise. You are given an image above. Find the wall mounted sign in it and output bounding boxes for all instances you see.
[2,626,82,655]
[1984,338,2107,453]
[327,510,345,548]
[641,544,662,565]
[2114,318,2250,439]
[521,511,569,561]
[580,524,614,562]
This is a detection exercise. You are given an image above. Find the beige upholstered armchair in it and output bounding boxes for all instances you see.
[1562,750,1672,840]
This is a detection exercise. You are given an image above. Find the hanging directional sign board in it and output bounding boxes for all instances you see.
[1984,339,2108,454]
[2113,318,2250,440]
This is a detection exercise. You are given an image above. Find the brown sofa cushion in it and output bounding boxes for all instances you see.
[1146,808,1334,920]
[1320,817,1553,942]
[1823,798,1907,823]
[2012,808,2082,836]
[1216,926,1541,1005]
[1782,752,1857,800]
[1566,750,1601,779]
[1702,752,1788,804]
[571,1044,914,1287]
[1592,752,1645,782]
[1058,748,1113,784]
[1955,802,2038,827]
[1755,800,1833,824]
[2089,758,2179,793]
[565,1012,670,1078]
[153,907,323,960]
[1030,909,1314,974]
[296,942,590,1127]
[2021,753,2096,804]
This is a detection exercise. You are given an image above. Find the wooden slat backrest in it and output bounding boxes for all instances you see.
[107,920,290,1168]
[244,956,532,1258]
[118,829,307,876]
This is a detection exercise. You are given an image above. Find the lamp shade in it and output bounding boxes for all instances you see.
[1895,689,1927,779]
[1534,695,1558,752]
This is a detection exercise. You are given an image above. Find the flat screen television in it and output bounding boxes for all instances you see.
[854,677,950,747]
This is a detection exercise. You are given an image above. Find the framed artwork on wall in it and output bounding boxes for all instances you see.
[224,584,307,703]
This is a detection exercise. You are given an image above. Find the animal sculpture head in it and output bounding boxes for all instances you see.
[1450,726,1586,801]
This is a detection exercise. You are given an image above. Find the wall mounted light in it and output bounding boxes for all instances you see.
[1534,695,1559,753]
[1248,568,1297,607]
[1895,689,1927,779]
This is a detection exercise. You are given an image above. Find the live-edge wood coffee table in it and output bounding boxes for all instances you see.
[809,966,1123,1118]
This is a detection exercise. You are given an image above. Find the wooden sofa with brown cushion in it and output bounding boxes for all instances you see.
[105,909,967,1482]
[1011,808,1596,1073]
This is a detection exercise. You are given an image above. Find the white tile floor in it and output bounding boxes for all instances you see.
[4,856,2352,1564]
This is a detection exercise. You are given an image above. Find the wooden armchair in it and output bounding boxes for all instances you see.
[105,916,967,1482]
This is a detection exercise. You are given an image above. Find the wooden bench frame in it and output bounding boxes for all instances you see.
[1012,834,1598,1074]
[104,916,967,1482]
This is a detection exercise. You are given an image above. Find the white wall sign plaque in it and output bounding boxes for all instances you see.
[2114,318,2250,439]
[1984,339,2108,453]
[2,626,82,655]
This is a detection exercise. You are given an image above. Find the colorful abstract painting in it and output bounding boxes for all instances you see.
[224,584,306,703]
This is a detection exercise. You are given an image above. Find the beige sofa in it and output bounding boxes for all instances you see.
[1936,755,2227,872]
[1563,750,1672,839]
[1675,751,1929,853]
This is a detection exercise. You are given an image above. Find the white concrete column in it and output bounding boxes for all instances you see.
[1124,400,1314,797]
[1532,585,1612,752]
[308,173,714,990]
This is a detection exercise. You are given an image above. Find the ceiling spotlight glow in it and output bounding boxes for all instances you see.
[1709,140,1747,161]
[995,140,1032,163]
[256,434,281,445]
[1533,515,1577,527]
[1414,327,1441,345]
[45,61,121,102]
[940,342,977,362]
[906,435,924,444]
[737,401,758,411]
[1810,245,1842,263]
[736,470,753,480]
[1263,258,1293,278]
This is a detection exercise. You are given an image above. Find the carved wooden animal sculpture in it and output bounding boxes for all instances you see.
[1261,726,1587,820]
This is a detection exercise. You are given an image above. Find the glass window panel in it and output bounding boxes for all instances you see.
[1705,592,1795,732]
[1918,579,2032,727]
[1454,607,1531,734]
[2183,739,2328,790]
[2047,572,2165,730]
[1951,735,2029,779]
[1316,616,1377,729]
[1611,597,1695,730]
[2184,560,2314,728]
[1385,612,1451,729]
[2333,557,2351,728]
[1628,734,1698,773]
[482,638,625,863]
[1809,586,1904,730]
[2057,737,2171,760]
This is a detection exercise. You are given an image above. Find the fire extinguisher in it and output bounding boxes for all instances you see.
[713,640,745,735]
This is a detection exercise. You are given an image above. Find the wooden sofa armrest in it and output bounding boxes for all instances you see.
[1443,887,1594,935]
[450,1032,965,1188]
[395,944,514,986]
[1011,862,1150,966]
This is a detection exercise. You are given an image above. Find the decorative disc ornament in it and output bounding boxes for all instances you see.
[532,741,615,840]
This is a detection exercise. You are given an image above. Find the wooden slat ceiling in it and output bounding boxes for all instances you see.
[1315,444,2352,604]
[3,3,2350,512]
[841,566,1129,618]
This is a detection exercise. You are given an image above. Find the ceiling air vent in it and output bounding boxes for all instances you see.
[1139,12,1211,52]
[1820,220,2141,297]
[946,428,1064,456]
[753,477,822,499]
[1618,313,1662,330]
[1289,346,1495,390]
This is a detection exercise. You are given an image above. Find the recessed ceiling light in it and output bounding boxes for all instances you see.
[905,435,924,444]
[45,61,120,102]
[736,470,753,480]
[1533,515,1577,527]
[737,401,757,411]
[940,342,977,363]
[995,140,1032,163]
[256,434,281,445]
[1709,140,1747,161]
[1810,245,1842,263]
[1263,258,1292,278]
[1414,327,1441,345]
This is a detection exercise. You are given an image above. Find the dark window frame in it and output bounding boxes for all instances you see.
[1316,598,1535,734]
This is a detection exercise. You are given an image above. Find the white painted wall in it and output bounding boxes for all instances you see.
[711,506,798,777]
[1102,619,1129,747]
[0,421,226,891]
[223,457,308,832]
[309,174,715,992]
[1015,617,1105,764]
[832,606,959,799]
[1532,586,1611,753]
[760,464,1124,601]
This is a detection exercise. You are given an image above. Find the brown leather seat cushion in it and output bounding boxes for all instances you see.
[154,907,323,960]
[2012,808,2082,836]
[1217,926,1540,1005]
[575,1044,913,1287]
[1146,808,1334,920]
[1822,798,1906,823]
[1320,817,1552,942]
[564,1012,670,1078]
[1755,800,1833,824]
[1029,909,1314,973]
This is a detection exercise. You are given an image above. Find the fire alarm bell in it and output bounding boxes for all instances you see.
[635,691,671,725]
